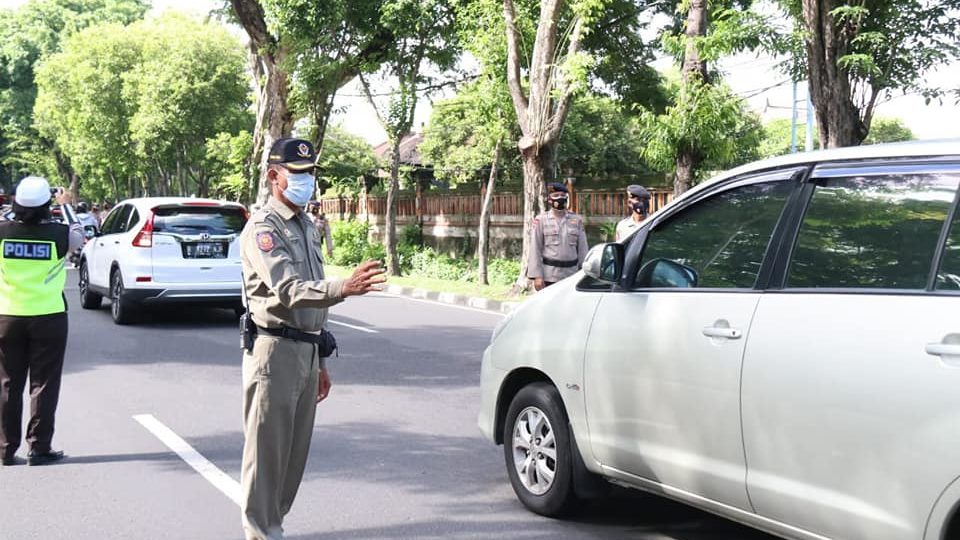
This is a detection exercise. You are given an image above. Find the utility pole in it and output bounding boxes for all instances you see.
[805,86,815,151]
[790,79,798,154]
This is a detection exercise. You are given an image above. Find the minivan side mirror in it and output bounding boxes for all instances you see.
[582,243,624,284]
[636,258,698,288]
[83,224,98,239]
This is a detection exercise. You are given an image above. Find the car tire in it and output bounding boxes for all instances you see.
[110,269,135,325]
[503,382,578,517]
[78,261,102,310]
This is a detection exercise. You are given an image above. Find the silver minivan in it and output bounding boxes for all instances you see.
[479,140,960,540]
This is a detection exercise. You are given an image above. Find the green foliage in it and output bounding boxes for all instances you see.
[206,130,253,201]
[33,13,251,200]
[559,94,652,178]
[409,247,471,281]
[485,257,521,286]
[0,0,149,187]
[331,219,373,266]
[420,76,517,185]
[863,117,914,145]
[316,126,380,196]
[777,0,960,105]
[599,221,617,242]
[758,118,820,158]
[638,78,763,180]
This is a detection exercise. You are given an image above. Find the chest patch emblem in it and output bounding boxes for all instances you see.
[256,232,275,252]
[2,241,52,260]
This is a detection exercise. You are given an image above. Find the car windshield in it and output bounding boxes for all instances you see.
[153,206,246,235]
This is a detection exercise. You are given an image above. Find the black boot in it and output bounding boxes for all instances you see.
[27,450,65,466]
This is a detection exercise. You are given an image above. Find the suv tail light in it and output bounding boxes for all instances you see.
[132,211,155,247]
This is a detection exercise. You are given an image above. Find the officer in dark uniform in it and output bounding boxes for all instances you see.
[615,184,652,241]
[0,176,83,466]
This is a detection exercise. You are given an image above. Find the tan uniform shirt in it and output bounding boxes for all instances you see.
[311,215,334,251]
[615,215,644,242]
[240,197,344,333]
[527,210,589,283]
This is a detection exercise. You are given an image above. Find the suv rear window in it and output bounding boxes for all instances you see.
[153,206,246,235]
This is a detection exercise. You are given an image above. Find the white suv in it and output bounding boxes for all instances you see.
[480,140,960,540]
[78,197,246,324]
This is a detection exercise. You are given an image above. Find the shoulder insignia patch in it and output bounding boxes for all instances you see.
[256,232,275,252]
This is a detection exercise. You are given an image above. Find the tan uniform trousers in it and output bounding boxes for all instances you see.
[241,335,319,540]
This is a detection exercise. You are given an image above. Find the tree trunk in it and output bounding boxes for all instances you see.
[503,0,583,294]
[478,139,501,286]
[385,139,402,276]
[801,0,868,148]
[53,149,79,203]
[254,52,293,206]
[512,143,554,294]
[674,151,699,198]
[682,0,709,83]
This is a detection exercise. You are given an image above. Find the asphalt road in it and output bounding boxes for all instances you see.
[0,274,779,540]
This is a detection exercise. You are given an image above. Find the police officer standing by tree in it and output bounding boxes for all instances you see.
[239,138,385,540]
[615,184,652,241]
[527,182,589,291]
[0,176,83,467]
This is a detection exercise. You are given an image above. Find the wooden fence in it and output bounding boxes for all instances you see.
[319,188,673,220]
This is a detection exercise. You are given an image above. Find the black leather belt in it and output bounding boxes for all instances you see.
[256,325,326,344]
[542,257,577,268]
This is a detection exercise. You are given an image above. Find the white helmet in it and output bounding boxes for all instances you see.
[15,176,52,208]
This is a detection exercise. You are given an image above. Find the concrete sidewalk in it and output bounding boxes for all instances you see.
[381,284,521,314]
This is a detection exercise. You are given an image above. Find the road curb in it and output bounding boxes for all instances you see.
[383,284,518,314]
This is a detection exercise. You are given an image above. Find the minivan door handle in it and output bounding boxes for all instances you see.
[702,325,742,340]
[926,334,960,367]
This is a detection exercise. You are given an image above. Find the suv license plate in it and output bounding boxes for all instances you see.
[185,242,226,259]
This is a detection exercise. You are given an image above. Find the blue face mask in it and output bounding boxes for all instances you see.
[283,172,315,207]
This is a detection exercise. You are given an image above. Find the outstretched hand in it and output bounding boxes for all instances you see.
[341,260,387,297]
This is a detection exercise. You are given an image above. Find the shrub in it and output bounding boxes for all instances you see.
[409,247,470,281]
[486,258,521,286]
[331,220,371,266]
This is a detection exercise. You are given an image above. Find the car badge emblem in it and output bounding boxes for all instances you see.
[201,233,210,240]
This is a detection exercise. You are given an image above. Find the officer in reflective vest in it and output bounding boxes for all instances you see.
[0,176,83,467]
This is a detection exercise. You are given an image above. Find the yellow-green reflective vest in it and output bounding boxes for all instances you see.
[0,222,68,316]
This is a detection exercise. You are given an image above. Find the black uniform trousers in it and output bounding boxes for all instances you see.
[0,312,68,459]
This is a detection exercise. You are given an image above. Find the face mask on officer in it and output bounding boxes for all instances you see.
[630,200,648,216]
[548,194,568,211]
[282,172,316,207]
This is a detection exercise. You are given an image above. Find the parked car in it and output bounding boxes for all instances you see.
[479,139,960,540]
[78,197,247,324]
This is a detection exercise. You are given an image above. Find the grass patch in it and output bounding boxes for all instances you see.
[325,264,528,303]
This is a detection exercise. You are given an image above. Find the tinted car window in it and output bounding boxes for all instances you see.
[113,205,133,233]
[634,180,793,289]
[101,205,129,235]
[935,202,960,291]
[788,172,960,289]
[153,206,247,235]
[127,208,140,231]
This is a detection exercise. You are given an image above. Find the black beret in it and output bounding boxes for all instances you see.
[547,182,568,193]
[627,184,651,198]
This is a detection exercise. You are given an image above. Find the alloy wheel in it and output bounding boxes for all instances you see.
[511,406,557,495]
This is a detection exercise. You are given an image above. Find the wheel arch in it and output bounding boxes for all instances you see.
[494,368,556,445]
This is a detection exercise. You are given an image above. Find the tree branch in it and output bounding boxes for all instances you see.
[547,16,584,143]
[503,0,529,130]
[229,0,273,51]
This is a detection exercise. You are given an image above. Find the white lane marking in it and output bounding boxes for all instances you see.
[327,318,378,333]
[134,414,241,506]
[371,292,507,317]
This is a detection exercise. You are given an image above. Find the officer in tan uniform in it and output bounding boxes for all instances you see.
[527,182,589,291]
[615,184,652,241]
[239,138,385,540]
[308,204,334,259]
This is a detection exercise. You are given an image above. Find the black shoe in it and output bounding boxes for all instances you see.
[1,455,21,466]
[27,450,65,466]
